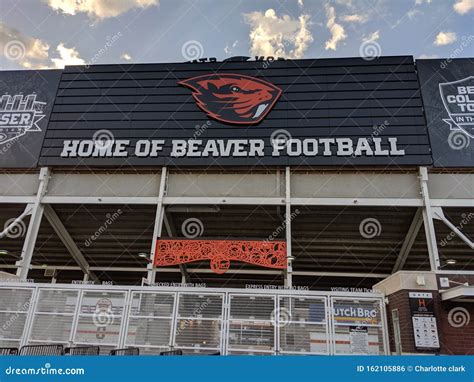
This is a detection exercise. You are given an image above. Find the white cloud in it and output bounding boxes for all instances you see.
[50,43,85,68]
[453,0,474,14]
[121,53,132,61]
[0,22,50,68]
[298,0,304,7]
[47,0,159,20]
[409,0,431,20]
[434,31,457,46]
[341,14,368,23]
[1,22,85,69]
[407,8,422,19]
[244,9,313,59]
[363,30,380,43]
[336,0,354,6]
[324,5,347,51]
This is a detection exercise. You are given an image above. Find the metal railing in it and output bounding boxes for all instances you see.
[159,349,183,356]
[65,346,100,356]
[19,344,64,356]
[0,347,18,355]
[110,347,140,356]
[0,283,389,355]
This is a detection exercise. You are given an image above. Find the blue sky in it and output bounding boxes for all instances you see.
[0,0,473,69]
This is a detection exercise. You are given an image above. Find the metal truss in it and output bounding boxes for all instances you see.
[0,166,472,281]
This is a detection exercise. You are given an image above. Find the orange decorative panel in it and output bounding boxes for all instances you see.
[155,239,287,274]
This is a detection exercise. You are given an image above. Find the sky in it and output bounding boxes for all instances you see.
[0,0,473,70]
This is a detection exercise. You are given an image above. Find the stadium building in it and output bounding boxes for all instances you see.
[0,56,472,356]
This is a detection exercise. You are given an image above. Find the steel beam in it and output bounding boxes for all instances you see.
[42,196,158,204]
[147,167,167,283]
[0,196,36,204]
[392,207,423,273]
[163,210,188,283]
[16,168,51,280]
[35,196,427,207]
[431,199,474,207]
[285,166,293,288]
[292,271,389,278]
[419,167,441,270]
[0,204,33,239]
[291,197,423,206]
[432,207,474,249]
[43,204,100,283]
[0,264,391,278]
[162,196,284,205]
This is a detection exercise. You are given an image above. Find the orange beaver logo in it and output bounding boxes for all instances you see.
[178,74,282,124]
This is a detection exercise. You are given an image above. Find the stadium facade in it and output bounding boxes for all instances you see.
[0,56,472,355]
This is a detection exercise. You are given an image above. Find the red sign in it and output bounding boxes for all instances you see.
[155,239,287,274]
[178,74,282,125]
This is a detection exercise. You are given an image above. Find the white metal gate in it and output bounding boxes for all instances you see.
[0,284,389,355]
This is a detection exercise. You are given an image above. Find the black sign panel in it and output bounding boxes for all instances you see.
[408,292,440,350]
[0,70,61,168]
[38,56,431,167]
[417,59,474,168]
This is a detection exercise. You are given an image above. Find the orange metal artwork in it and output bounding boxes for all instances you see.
[154,239,287,274]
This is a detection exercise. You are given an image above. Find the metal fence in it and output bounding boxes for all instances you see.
[0,284,389,355]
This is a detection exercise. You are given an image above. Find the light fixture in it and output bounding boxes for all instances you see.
[138,253,149,258]
[287,255,295,262]
[439,259,457,269]
[0,250,8,256]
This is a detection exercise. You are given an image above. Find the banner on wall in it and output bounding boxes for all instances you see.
[36,56,432,167]
[417,59,473,168]
[154,239,287,274]
[0,70,61,168]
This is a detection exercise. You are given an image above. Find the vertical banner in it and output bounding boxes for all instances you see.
[0,70,61,168]
[409,292,440,350]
